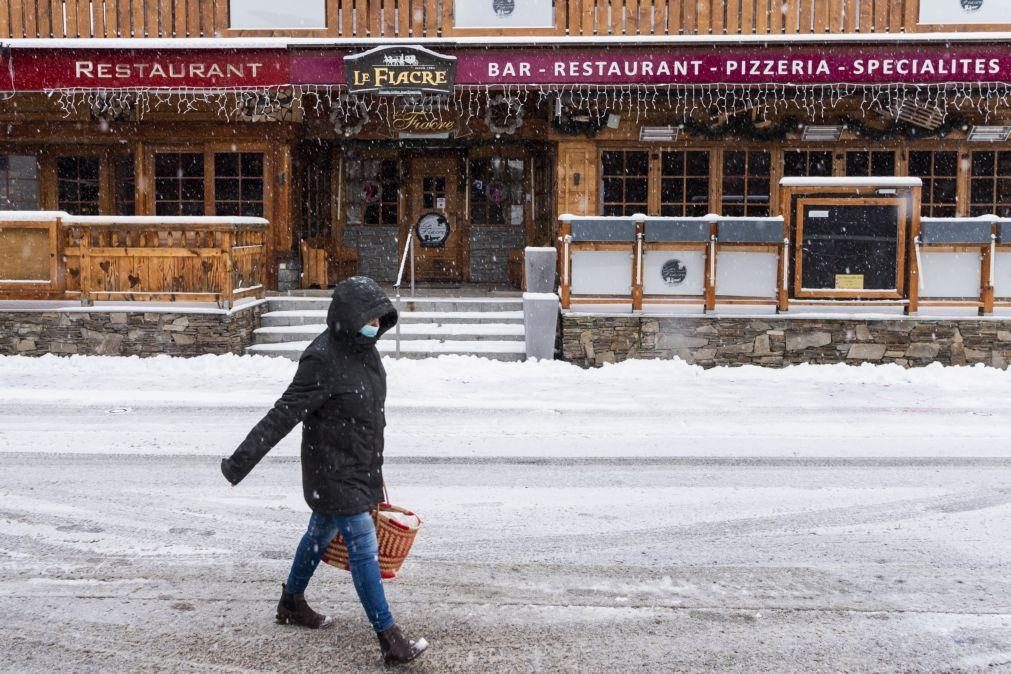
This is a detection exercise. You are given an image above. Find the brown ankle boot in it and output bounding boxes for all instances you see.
[377,624,428,665]
[275,584,334,629]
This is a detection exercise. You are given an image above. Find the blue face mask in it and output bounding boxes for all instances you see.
[359,324,380,339]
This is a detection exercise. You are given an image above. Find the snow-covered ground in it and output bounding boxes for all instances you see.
[3,354,1011,458]
[2,355,1011,672]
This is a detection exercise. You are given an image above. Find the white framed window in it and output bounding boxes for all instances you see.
[455,1,555,29]
[230,0,326,29]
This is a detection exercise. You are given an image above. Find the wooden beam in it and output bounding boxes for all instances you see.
[23,0,38,37]
[858,0,873,32]
[799,0,813,33]
[874,0,889,32]
[828,0,844,32]
[783,0,798,33]
[740,0,754,35]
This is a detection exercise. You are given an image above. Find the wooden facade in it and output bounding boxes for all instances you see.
[1,0,1001,39]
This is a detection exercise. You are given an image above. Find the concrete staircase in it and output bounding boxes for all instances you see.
[247,293,526,361]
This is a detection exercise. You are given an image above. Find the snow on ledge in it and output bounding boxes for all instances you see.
[0,210,67,221]
[63,215,269,225]
[779,177,923,188]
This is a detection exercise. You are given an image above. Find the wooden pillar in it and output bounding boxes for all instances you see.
[632,215,644,311]
[906,199,921,315]
[221,230,234,309]
[704,219,717,312]
[559,218,572,310]
[556,140,597,220]
[79,225,93,306]
[982,227,996,315]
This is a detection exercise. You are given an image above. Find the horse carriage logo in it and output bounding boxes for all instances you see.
[661,259,688,286]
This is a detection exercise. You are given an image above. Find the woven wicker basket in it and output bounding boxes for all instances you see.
[322,502,421,579]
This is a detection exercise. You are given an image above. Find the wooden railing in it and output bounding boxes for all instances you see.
[0,212,268,307]
[0,0,987,40]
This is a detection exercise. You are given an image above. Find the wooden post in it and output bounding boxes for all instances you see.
[79,225,93,306]
[982,228,996,315]
[906,206,921,315]
[632,215,644,311]
[221,230,234,309]
[777,187,791,312]
[559,218,572,310]
[53,215,66,297]
[704,220,717,312]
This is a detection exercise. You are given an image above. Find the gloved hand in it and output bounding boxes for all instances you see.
[221,457,243,486]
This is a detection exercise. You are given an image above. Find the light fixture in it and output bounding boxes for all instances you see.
[801,125,843,142]
[968,126,1011,142]
[639,125,679,142]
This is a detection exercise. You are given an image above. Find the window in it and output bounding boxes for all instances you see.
[230,0,325,28]
[970,151,1011,217]
[783,150,833,177]
[722,151,770,217]
[344,157,399,226]
[601,150,649,216]
[846,150,896,177]
[114,155,136,216]
[0,154,39,210]
[908,151,957,217]
[660,151,709,217]
[470,157,525,225]
[56,156,101,215]
[154,152,204,216]
[215,152,264,217]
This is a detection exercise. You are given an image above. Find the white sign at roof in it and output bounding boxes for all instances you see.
[455,1,554,29]
[230,0,325,29]
[919,0,1011,24]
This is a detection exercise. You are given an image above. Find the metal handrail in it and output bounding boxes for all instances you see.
[392,229,417,358]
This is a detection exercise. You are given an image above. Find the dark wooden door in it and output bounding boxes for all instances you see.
[405,154,464,282]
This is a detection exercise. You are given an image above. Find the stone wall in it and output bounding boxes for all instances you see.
[469,226,524,284]
[1,303,266,357]
[343,226,399,283]
[562,314,1011,369]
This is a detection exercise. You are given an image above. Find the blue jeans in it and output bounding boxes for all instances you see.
[284,511,395,633]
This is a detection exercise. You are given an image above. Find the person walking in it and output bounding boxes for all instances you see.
[221,276,428,665]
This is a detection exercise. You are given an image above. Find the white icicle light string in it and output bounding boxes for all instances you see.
[28,81,1011,126]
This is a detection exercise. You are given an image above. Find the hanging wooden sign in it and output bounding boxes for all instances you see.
[345,46,456,97]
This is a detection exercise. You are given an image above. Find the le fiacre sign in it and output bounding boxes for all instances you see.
[6,45,1011,92]
[920,0,1011,24]
[454,0,554,29]
[345,46,456,96]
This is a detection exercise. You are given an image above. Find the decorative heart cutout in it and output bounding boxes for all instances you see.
[128,274,141,288]
[99,261,111,273]
[201,260,213,274]
[68,268,80,278]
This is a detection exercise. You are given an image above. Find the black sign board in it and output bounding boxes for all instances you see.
[345,45,456,96]
[416,212,451,248]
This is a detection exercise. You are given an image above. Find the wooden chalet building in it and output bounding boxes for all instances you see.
[2,0,1011,305]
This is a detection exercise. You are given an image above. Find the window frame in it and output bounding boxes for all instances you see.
[144,143,271,219]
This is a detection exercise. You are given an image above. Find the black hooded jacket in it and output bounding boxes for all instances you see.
[222,277,399,516]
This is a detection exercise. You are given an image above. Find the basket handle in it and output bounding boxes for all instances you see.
[383,480,390,505]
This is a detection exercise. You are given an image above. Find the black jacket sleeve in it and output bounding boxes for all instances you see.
[222,354,330,485]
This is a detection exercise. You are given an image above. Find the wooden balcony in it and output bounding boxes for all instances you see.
[0,212,268,308]
[0,0,996,41]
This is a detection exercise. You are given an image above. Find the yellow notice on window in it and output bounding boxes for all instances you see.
[835,274,865,290]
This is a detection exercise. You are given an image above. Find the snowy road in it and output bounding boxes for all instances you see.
[2,356,1011,671]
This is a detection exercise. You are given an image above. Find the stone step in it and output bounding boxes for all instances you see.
[253,323,526,344]
[260,310,525,327]
[266,296,524,314]
[247,339,526,362]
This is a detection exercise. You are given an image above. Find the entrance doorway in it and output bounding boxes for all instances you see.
[404,152,465,283]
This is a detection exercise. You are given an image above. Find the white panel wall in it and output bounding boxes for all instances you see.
[995,252,1011,298]
[920,252,981,298]
[571,251,632,296]
[642,250,706,296]
[716,252,778,299]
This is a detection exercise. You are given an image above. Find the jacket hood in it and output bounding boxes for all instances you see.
[326,276,398,342]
